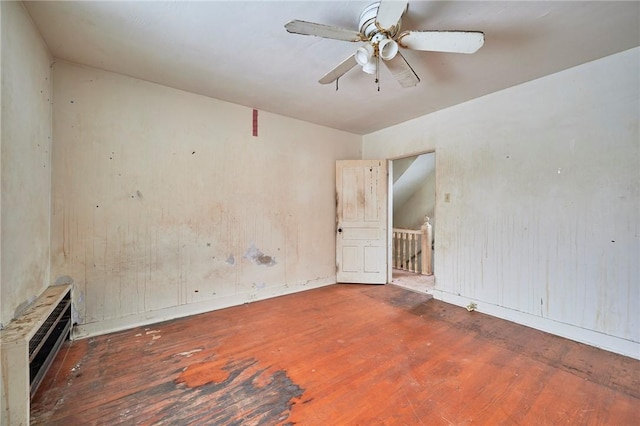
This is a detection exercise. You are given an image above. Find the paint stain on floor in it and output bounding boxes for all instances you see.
[32,341,304,425]
[166,357,304,425]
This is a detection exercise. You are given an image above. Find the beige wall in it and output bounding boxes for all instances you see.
[51,61,361,337]
[0,1,52,328]
[394,169,436,231]
[364,48,640,359]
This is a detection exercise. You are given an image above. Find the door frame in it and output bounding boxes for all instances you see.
[386,150,437,283]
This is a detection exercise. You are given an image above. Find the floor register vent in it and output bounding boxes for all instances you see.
[1,284,73,426]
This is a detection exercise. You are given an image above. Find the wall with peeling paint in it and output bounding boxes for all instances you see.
[0,1,53,328]
[51,61,361,337]
[363,48,640,359]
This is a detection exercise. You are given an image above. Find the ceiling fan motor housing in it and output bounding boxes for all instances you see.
[359,2,401,39]
[358,2,401,63]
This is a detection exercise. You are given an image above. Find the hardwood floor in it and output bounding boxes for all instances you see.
[31,284,639,425]
[391,268,435,293]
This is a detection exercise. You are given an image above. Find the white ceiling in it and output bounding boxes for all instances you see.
[24,1,640,135]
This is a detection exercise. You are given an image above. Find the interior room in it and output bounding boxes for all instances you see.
[1,1,638,424]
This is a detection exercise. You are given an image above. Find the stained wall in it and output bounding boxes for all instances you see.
[364,48,640,358]
[0,1,52,327]
[51,62,361,337]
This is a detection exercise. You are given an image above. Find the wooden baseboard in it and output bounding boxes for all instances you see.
[72,278,335,340]
[431,288,640,360]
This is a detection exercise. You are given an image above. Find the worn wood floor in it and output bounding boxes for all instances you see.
[391,268,435,294]
[32,284,639,425]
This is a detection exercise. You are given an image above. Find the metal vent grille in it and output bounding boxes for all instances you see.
[29,297,70,359]
[29,290,72,397]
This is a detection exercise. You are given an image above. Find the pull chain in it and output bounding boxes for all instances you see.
[376,55,380,92]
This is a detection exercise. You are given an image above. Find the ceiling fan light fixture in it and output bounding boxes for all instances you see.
[362,58,377,74]
[379,38,398,60]
[355,44,375,66]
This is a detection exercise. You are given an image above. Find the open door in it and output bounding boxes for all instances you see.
[336,160,388,284]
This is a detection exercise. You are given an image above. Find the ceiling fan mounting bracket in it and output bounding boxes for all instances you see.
[396,31,410,49]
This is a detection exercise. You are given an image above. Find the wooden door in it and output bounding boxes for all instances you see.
[336,160,388,284]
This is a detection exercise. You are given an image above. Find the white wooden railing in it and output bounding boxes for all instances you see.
[393,216,433,275]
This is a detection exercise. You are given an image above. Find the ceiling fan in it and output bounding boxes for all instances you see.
[285,0,484,89]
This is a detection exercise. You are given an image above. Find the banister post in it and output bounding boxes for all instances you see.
[421,216,433,275]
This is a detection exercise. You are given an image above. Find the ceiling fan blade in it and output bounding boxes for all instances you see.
[398,30,485,54]
[319,54,358,84]
[376,0,408,31]
[383,51,420,88]
[285,20,364,42]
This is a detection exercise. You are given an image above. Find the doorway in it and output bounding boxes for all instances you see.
[388,152,436,293]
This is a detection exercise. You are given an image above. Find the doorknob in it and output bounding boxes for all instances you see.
[338,228,343,233]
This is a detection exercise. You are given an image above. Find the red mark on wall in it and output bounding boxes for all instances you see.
[252,109,258,137]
